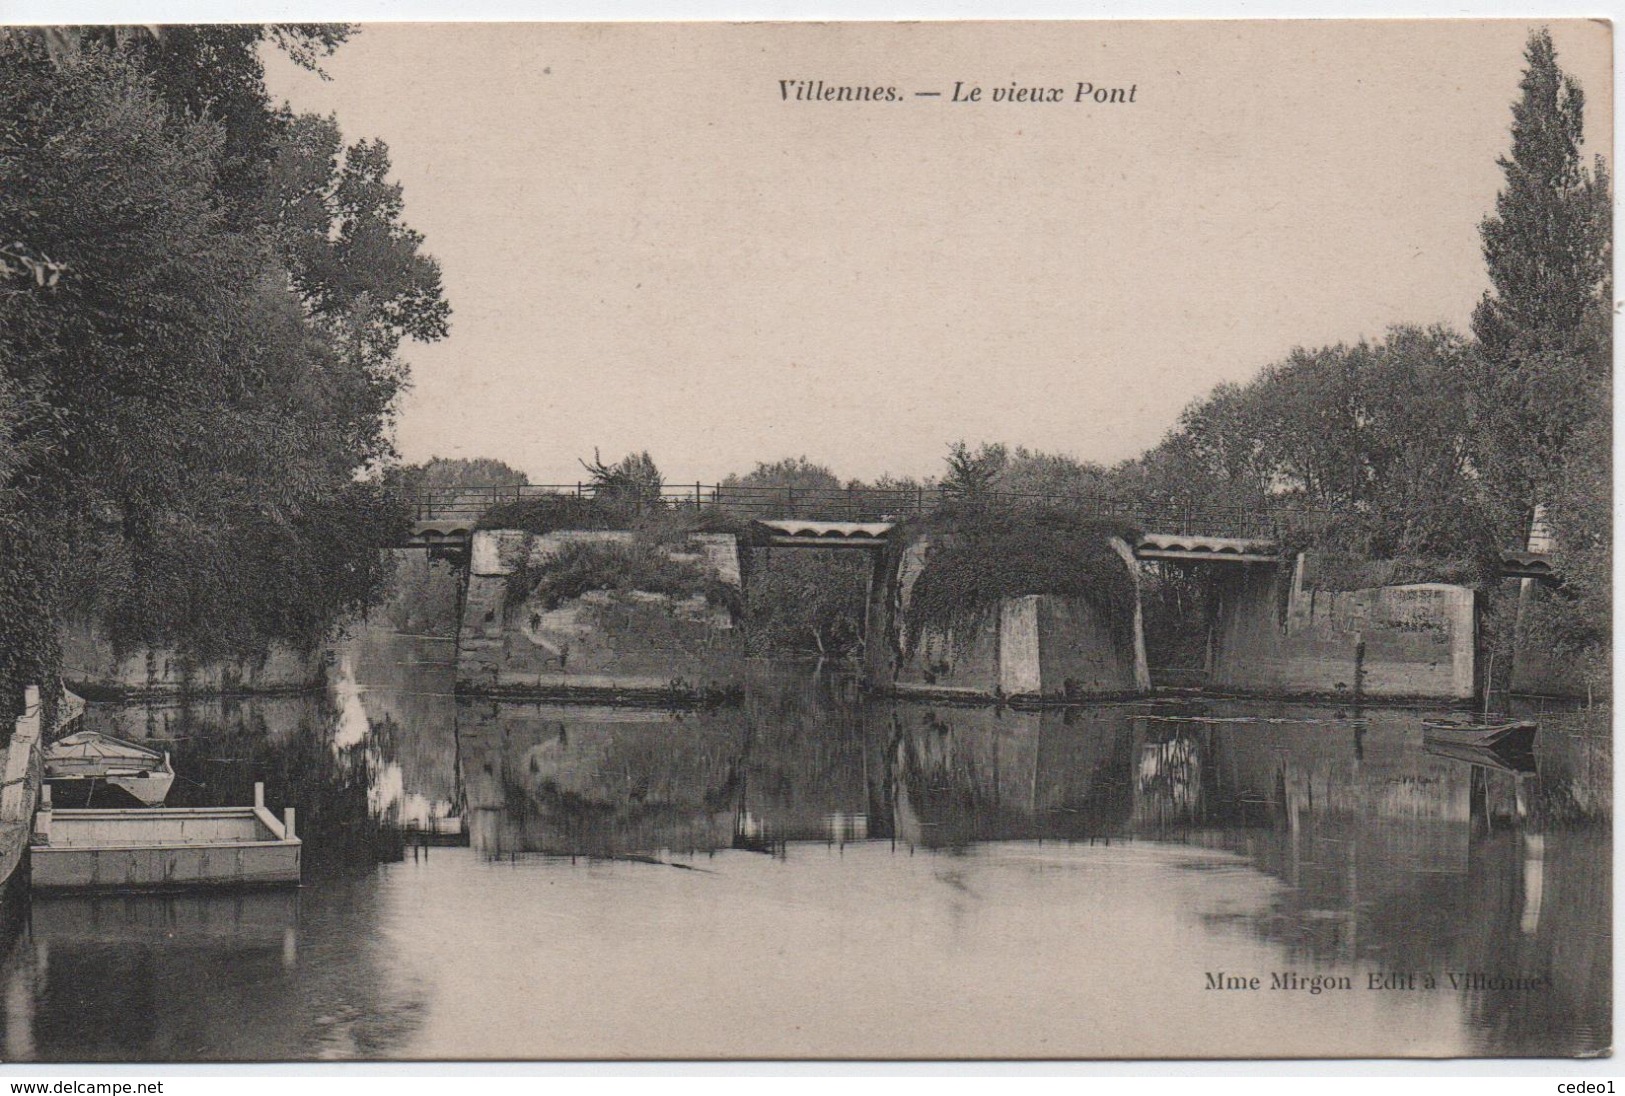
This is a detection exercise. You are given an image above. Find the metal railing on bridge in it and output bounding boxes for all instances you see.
[409,482,1342,541]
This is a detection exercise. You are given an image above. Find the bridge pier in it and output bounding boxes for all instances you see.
[1208,554,1477,702]
[860,546,899,693]
[454,529,747,699]
[877,533,1150,703]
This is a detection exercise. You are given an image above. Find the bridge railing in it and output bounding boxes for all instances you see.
[410,482,1347,541]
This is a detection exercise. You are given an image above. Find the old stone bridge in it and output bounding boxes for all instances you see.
[396,484,1557,706]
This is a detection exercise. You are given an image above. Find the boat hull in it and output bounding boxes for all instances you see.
[31,839,302,891]
[43,731,175,807]
[1422,738,1538,774]
[1421,718,1537,753]
[30,803,301,892]
[44,772,175,809]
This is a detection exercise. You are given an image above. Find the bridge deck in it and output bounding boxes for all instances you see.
[398,512,1555,580]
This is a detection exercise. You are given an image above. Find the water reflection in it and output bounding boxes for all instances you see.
[460,702,746,857]
[0,633,1607,1059]
[11,882,426,1060]
[342,634,462,837]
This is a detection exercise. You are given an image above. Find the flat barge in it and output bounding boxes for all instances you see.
[31,782,301,891]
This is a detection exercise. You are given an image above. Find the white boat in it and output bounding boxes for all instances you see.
[32,782,301,891]
[44,731,175,808]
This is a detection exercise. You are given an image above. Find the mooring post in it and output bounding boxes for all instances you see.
[35,782,50,845]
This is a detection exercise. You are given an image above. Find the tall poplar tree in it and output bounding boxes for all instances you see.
[1468,28,1610,536]
[1473,29,1610,361]
[1470,27,1611,694]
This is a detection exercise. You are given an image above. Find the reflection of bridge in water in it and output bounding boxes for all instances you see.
[444,690,1602,1055]
[47,633,1603,1059]
[449,692,1560,864]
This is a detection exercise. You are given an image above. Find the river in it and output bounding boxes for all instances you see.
[0,631,1608,1060]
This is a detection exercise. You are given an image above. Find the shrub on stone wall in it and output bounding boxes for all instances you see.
[506,538,743,620]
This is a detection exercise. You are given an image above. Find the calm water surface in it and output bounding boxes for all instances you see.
[0,632,1609,1060]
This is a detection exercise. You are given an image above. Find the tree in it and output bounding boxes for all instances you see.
[1468,28,1611,538]
[1473,29,1610,362]
[942,441,1007,499]
[1,26,355,227]
[1114,328,1489,555]
[0,31,430,699]
[269,113,451,423]
[999,447,1114,500]
[719,457,844,518]
[742,552,868,659]
[396,456,530,492]
[1352,327,1490,558]
[1467,28,1611,695]
[580,449,664,508]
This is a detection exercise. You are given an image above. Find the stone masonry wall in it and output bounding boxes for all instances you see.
[60,621,324,699]
[456,529,745,697]
[1210,555,1476,701]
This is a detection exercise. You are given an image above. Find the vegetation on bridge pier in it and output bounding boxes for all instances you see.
[895,506,1140,663]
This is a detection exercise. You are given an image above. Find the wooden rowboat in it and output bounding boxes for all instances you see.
[44,731,175,808]
[1421,717,1537,753]
[1423,737,1537,774]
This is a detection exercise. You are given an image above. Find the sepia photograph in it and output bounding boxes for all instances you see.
[0,16,1612,1063]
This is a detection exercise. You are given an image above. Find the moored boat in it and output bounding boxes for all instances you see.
[44,731,175,808]
[31,781,301,891]
[1421,717,1537,753]
[1423,736,1538,774]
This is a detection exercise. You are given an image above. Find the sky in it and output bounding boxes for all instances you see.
[263,20,1612,486]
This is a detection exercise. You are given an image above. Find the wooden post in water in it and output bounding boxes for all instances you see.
[35,782,51,846]
[34,777,52,845]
